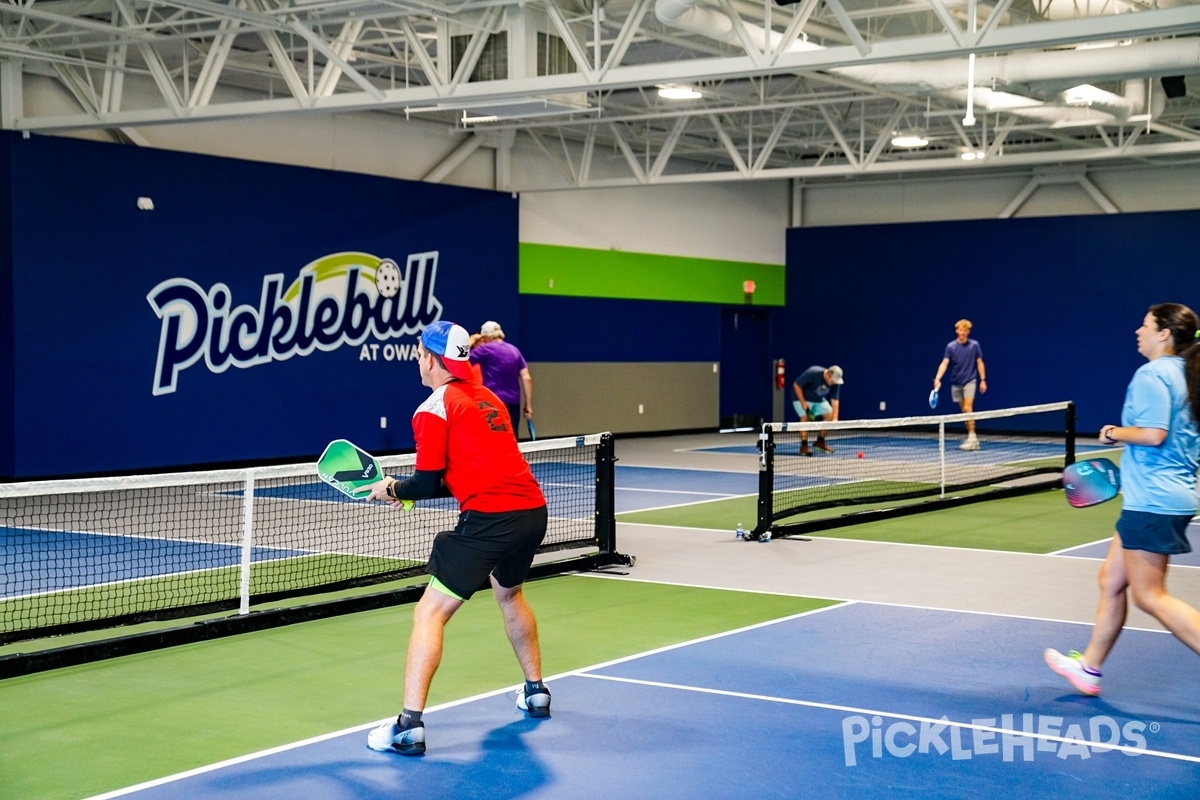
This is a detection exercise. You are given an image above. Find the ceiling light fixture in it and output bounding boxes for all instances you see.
[657,84,702,100]
[890,132,929,148]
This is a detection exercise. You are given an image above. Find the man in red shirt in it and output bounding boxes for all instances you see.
[364,320,550,757]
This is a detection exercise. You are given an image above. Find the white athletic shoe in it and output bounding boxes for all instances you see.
[960,436,980,451]
[367,720,426,755]
[1044,648,1102,696]
[516,686,551,718]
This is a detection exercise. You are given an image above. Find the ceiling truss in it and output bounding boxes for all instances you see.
[1,0,1199,189]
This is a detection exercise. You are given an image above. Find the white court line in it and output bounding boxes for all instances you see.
[619,462,757,475]
[577,572,1175,635]
[615,519,1134,560]
[615,493,757,515]
[1048,538,1118,556]
[84,603,846,800]
[82,581,1192,799]
[618,519,1200,569]
[1049,537,1200,570]
[616,486,745,497]
[575,673,1200,764]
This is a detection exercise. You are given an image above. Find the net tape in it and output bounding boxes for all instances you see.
[764,401,1072,434]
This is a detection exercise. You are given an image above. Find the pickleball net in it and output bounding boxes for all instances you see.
[748,402,1076,540]
[0,433,622,646]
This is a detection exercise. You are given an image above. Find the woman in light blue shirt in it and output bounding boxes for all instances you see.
[1046,302,1200,696]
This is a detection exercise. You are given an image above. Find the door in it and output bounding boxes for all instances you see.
[719,308,771,428]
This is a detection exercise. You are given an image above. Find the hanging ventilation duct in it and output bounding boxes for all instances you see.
[654,0,1200,127]
[435,7,589,120]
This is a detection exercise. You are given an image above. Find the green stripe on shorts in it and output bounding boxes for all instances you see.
[430,576,465,601]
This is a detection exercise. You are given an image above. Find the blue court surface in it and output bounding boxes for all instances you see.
[103,602,1200,799]
[1053,526,1200,568]
[0,529,306,598]
[613,465,756,512]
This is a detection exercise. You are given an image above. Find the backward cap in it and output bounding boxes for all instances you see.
[421,321,475,381]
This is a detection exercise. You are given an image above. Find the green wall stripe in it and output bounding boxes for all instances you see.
[520,243,785,306]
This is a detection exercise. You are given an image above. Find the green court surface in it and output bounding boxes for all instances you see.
[618,489,1119,553]
[0,575,833,800]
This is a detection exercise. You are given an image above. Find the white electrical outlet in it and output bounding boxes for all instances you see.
[638,404,644,414]
[879,402,886,411]
[380,416,387,428]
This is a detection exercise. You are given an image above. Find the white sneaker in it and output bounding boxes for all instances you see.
[960,436,980,451]
[367,720,426,755]
[1044,648,1101,696]
[516,686,551,718]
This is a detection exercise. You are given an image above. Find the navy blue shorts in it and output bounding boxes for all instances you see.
[426,505,548,600]
[1116,510,1194,555]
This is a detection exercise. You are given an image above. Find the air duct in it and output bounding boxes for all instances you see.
[654,0,1198,127]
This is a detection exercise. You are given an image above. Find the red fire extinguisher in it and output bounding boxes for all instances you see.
[775,358,786,389]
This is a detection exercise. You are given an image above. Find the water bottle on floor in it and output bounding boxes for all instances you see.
[735,522,744,539]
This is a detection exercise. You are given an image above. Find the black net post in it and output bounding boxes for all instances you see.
[752,426,774,539]
[1065,402,1077,466]
[595,433,617,554]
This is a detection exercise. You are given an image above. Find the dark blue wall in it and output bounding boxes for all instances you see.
[518,295,722,362]
[0,138,13,478]
[3,132,517,479]
[782,212,1200,433]
[5,129,1195,478]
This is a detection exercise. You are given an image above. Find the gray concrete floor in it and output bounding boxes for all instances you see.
[604,432,1200,637]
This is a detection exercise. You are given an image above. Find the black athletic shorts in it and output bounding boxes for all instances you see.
[1117,510,1194,555]
[426,505,548,600]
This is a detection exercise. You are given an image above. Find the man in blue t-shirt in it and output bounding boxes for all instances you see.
[933,319,988,450]
[792,365,843,456]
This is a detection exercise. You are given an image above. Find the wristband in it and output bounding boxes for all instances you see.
[386,480,396,499]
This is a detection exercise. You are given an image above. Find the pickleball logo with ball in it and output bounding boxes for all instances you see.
[374,259,401,298]
[148,251,442,395]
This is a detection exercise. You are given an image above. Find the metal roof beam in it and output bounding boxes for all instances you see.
[9,7,1200,132]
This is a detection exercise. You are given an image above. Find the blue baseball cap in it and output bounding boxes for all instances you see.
[420,321,475,381]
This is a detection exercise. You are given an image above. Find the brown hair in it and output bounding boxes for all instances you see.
[1148,302,1200,423]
